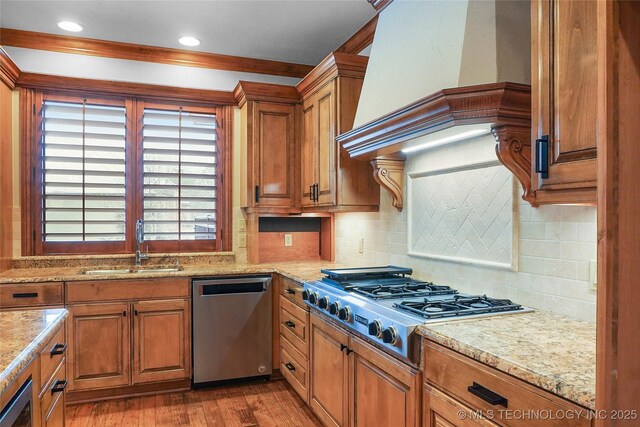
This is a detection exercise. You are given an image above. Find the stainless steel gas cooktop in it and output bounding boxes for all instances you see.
[303,266,531,361]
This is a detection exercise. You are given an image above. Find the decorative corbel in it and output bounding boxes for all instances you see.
[492,125,537,206]
[370,155,405,211]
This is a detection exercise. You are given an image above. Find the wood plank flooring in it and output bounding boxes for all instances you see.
[66,379,322,427]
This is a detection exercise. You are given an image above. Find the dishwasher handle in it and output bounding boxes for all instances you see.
[194,276,271,296]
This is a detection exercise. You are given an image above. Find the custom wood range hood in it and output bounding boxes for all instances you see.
[336,0,533,211]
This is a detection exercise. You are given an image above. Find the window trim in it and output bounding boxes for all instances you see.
[21,87,232,255]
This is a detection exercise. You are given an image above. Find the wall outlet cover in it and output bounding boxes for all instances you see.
[238,219,246,232]
[358,237,364,254]
[284,234,293,247]
[238,234,247,248]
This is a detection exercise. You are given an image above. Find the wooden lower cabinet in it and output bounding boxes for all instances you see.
[42,391,65,427]
[132,299,191,384]
[309,313,421,427]
[310,313,350,427]
[424,386,498,427]
[67,302,131,391]
[67,295,191,394]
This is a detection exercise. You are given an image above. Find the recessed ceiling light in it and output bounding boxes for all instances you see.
[57,21,83,32]
[179,36,200,47]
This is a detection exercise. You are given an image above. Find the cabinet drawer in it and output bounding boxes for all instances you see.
[0,282,63,308]
[280,335,308,402]
[423,341,590,427]
[279,276,307,309]
[40,359,66,418]
[66,278,189,303]
[280,296,308,356]
[40,325,66,391]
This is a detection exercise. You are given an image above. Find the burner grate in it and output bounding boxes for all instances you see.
[350,281,458,299]
[394,294,523,319]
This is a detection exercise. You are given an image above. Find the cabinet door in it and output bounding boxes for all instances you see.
[315,82,337,206]
[309,313,349,427]
[252,102,296,208]
[532,0,597,202]
[67,303,131,391]
[301,97,317,207]
[349,336,420,427]
[424,386,499,427]
[132,299,191,384]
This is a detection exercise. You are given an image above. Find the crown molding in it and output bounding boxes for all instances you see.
[0,28,314,78]
[0,47,20,89]
[16,72,236,105]
[233,81,299,108]
[336,15,378,55]
[295,51,368,98]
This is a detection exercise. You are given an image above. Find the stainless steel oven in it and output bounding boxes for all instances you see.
[0,378,33,427]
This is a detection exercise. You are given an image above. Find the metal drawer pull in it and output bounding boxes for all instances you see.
[12,292,38,298]
[285,288,296,295]
[284,320,296,328]
[284,363,296,372]
[51,379,67,394]
[50,343,67,356]
[468,382,508,406]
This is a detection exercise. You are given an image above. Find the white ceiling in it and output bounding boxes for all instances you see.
[0,0,376,66]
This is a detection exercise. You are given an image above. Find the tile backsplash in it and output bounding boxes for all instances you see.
[335,137,597,322]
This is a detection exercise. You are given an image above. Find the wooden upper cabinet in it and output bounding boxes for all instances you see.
[532,0,598,204]
[132,299,191,384]
[234,81,300,211]
[297,52,379,212]
[67,303,131,391]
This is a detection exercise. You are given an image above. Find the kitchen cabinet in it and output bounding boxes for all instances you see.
[309,312,350,427]
[309,313,421,427]
[67,302,131,391]
[531,0,597,204]
[0,282,64,309]
[65,278,191,401]
[132,299,191,384]
[279,275,311,402]
[423,340,591,427]
[235,81,300,211]
[297,52,379,212]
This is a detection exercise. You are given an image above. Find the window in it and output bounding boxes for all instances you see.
[26,92,230,255]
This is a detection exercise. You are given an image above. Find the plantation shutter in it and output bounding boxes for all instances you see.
[41,100,127,242]
[142,108,218,241]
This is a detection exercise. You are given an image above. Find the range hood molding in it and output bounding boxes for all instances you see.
[336,82,535,208]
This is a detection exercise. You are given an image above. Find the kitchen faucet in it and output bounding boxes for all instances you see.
[135,218,149,266]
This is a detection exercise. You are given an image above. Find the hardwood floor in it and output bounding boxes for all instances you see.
[66,379,322,427]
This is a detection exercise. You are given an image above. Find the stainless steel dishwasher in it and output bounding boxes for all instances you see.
[192,275,272,385]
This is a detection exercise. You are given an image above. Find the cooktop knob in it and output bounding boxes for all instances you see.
[301,290,310,301]
[308,292,319,305]
[381,326,399,345]
[318,296,330,310]
[368,320,383,337]
[337,306,352,322]
[328,301,341,315]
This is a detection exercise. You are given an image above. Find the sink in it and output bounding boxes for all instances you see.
[135,267,182,273]
[83,268,133,275]
[82,265,182,275]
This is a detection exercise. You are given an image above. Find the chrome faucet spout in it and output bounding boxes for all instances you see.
[135,219,149,266]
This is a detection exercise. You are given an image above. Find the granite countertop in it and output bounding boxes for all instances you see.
[417,311,596,409]
[0,261,340,285]
[0,308,68,394]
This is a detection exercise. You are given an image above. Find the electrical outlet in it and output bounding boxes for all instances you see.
[284,234,293,247]
[358,237,364,254]
[589,260,597,290]
[238,218,246,232]
[238,234,246,248]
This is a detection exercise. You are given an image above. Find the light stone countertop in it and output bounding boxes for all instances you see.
[1,261,595,409]
[417,311,596,409]
[0,308,68,394]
